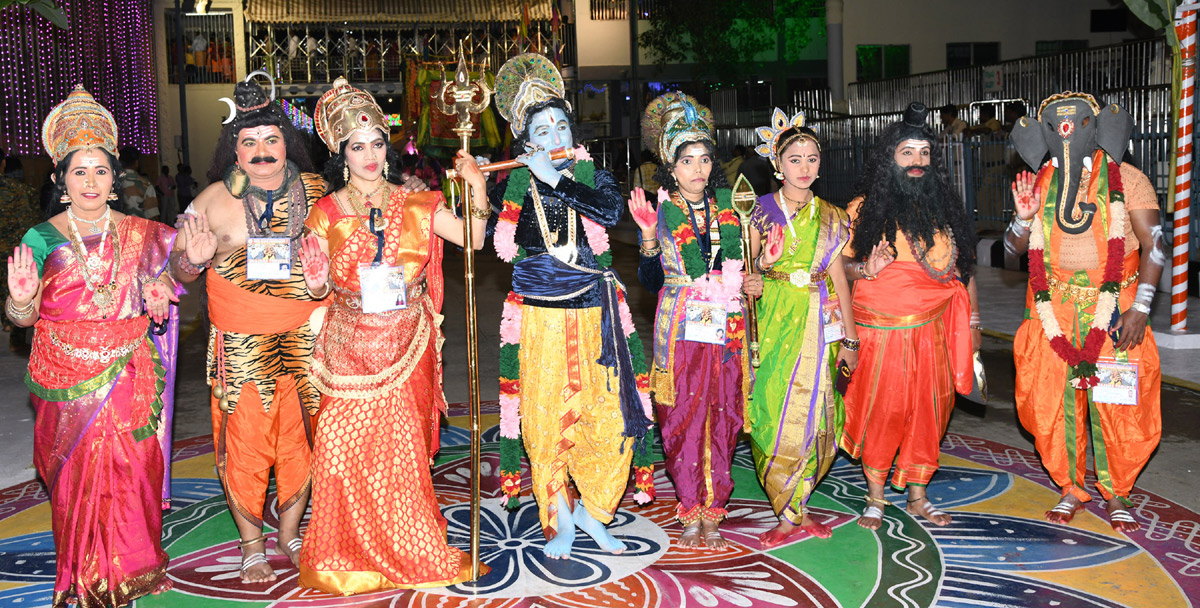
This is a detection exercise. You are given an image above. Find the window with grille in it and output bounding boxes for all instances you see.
[856,44,910,82]
[165,9,236,84]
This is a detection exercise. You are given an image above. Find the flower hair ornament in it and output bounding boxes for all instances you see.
[754,108,820,165]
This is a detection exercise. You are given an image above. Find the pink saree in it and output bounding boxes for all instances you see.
[22,216,178,608]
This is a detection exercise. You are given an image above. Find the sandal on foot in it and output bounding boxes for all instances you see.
[907,496,951,526]
[1045,497,1083,524]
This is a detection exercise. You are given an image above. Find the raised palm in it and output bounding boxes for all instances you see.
[7,244,38,303]
[298,235,329,293]
[1012,170,1041,221]
[760,225,786,266]
[628,187,657,236]
[181,213,218,265]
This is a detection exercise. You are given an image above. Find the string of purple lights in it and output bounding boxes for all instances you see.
[0,0,157,156]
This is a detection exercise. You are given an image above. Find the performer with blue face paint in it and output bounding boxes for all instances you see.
[457,53,655,561]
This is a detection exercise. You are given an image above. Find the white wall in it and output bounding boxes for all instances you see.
[153,0,247,186]
[842,0,1140,88]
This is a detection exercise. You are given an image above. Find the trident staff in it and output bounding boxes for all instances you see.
[731,174,761,367]
[433,42,491,581]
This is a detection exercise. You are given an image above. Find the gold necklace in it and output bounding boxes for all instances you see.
[776,191,813,257]
[529,182,578,263]
[65,213,121,312]
[344,181,391,232]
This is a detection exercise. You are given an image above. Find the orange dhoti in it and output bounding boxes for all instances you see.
[207,270,322,525]
[1014,253,1162,504]
[840,262,973,489]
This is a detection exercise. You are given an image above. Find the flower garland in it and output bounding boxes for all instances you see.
[496,149,654,508]
[658,188,746,353]
[1028,153,1125,388]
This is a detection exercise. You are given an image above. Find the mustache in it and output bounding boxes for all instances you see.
[249,156,279,164]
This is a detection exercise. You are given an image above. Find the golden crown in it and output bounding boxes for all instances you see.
[41,85,118,164]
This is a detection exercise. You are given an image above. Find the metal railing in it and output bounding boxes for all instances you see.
[245,20,574,86]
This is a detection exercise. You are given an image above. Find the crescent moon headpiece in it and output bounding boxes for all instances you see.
[220,70,278,125]
[41,85,119,165]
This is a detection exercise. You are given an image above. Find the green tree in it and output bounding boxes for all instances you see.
[638,0,824,81]
[0,0,68,29]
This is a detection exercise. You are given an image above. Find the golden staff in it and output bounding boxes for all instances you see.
[731,174,761,367]
[433,41,491,581]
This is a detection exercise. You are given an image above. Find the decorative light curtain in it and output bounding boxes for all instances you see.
[0,0,157,156]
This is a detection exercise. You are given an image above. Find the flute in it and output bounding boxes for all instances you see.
[445,147,576,180]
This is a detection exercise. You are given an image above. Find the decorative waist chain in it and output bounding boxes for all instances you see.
[49,330,143,363]
[1047,272,1137,305]
[764,268,827,289]
[331,280,427,311]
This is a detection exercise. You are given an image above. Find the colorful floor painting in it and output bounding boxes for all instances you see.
[0,401,1195,608]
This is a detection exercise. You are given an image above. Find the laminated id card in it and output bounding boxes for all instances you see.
[358,264,407,314]
[1092,357,1138,406]
[246,237,292,280]
[822,295,845,343]
[683,299,727,345]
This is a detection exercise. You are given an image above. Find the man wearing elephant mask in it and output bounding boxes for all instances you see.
[1006,92,1164,533]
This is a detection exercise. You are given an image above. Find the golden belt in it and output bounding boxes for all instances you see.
[49,330,143,362]
[663,275,693,286]
[764,268,827,289]
[1047,272,1137,304]
[331,280,427,311]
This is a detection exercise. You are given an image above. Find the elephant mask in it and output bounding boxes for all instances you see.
[1010,92,1134,235]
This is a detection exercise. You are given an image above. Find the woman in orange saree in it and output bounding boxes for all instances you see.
[6,87,179,608]
[296,78,490,595]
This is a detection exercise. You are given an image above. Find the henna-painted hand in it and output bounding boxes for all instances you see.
[1012,170,1041,221]
[141,279,178,325]
[7,244,38,305]
[299,234,330,294]
[181,213,217,266]
[628,187,657,237]
[865,238,895,277]
[742,273,764,297]
[761,225,786,266]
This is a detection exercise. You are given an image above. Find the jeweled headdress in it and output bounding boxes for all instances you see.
[313,76,388,154]
[494,53,569,136]
[754,108,816,168]
[1037,91,1100,120]
[641,92,714,164]
[41,85,118,165]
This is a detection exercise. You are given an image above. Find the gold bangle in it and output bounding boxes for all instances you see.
[469,204,492,220]
[306,280,332,299]
[6,297,35,320]
[639,245,662,257]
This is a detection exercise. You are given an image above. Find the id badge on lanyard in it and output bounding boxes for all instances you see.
[683,299,728,345]
[246,237,292,280]
[246,190,293,280]
[1092,354,1138,406]
[822,293,845,343]
[358,208,407,314]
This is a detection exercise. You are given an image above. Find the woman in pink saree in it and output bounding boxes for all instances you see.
[5,86,180,608]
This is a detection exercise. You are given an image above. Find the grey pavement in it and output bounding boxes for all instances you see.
[1,220,1196,514]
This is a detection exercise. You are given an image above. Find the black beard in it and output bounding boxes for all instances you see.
[250,156,279,165]
[888,163,949,244]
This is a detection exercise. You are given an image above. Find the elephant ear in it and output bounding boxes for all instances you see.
[1010,115,1049,170]
[1096,103,1134,164]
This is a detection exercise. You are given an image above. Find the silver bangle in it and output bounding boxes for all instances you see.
[1135,283,1156,308]
[6,297,35,320]
[1012,215,1033,229]
[1129,301,1151,315]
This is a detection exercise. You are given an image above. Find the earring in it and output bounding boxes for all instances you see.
[60,193,71,205]
[383,160,389,180]
[774,171,784,181]
[107,191,118,202]
[343,165,349,184]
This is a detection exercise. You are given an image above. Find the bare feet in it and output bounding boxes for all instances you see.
[1045,494,1084,525]
[1106,497,1140,533]
[277,534,302,567]
[799,513,833,539]
[678,521,702,549]
[759,520,801,547]
[857,496,888,530]
[543,494,576,560]
[573,502,626,554]
[238,536,276,584]
[701,519,730,550]
[906,495,951,526]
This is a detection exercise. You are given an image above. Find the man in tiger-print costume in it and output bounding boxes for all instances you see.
[170,75,324,584]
